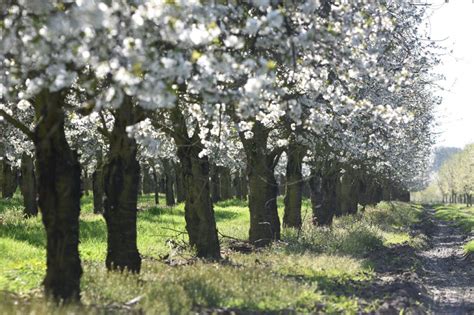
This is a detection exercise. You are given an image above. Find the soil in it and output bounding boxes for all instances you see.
[369,207,474,314]
[417,208,474,314]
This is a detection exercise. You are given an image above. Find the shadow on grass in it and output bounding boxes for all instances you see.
[0,222,46,248]
[139,206,185,220]
[214,208,243,221]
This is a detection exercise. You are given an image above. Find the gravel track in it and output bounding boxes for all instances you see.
[419,209,474,314]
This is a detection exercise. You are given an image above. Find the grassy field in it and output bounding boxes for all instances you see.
[0,194,424,314]
[433,204,474,254]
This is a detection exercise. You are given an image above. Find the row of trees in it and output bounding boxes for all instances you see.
[435,144,474,205]
[0,0,437,302]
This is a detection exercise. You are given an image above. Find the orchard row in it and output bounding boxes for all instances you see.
[0,0,438,302]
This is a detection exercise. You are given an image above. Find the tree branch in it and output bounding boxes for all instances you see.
[0,109,34,141]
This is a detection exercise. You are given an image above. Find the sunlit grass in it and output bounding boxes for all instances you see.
[433,204,474,233]
[433,204,474,255]
[0,194,424,313]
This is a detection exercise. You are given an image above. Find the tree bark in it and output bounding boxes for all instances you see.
[174,162,185,203]
[142,166,155,195]
[210,164,221,203]
[337,171,359,215]
[240,122,281,246]
[151,166,160,205]
[1,160,18,198]
[312,167,339,226]
[82,170,90,196]
[33,90,82,301]
[309,169,323,225]
[233,172,243,200]
[20,153,38,217]
[283,143,305,229]
[163,159,175,206]
[241,174,248,201]
[102,96,141,273]
[219,166,233,200]
[171,107,220,259]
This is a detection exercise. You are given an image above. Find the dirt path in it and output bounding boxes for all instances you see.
[419,208,474,314]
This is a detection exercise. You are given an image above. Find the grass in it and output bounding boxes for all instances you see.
[433,203,474,254]
[0,193,424,314]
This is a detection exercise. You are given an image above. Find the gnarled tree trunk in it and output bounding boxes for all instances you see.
[171,108,220,259]
[103,97,141,273]
[33,90,82,301]
[240,122,281,246]
[20,153,38,217]
[283,143,305,229]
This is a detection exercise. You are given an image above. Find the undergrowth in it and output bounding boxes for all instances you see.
[0,194,423,314]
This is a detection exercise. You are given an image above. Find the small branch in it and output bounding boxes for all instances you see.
[98,111,111,140]
[0,108,34,141]
[160,226,187,236]
[218,231,245,242]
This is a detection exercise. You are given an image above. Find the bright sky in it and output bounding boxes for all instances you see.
[424,0,474,148]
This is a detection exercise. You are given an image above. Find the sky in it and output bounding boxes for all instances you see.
[423,0,474,148]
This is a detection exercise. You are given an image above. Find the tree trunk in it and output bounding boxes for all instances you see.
[33,90,82,301]
[308,169,323,225]
[241,174,248,201]
[278,175,286,196]
[240,122,281,246]
[92,170,104,214]
[171,107,220,259]
[1,160,18,198]
[283,144,305,229]
[337,171,358,215]
[20,153,38,217]
[82,170,90,196]
[219,166,233,200]
[142,166,155,195]
[151,166,160,205]
[163,160,175,206]
[102,97,141,273]
[210,164,221,203]
[174,162,185,203]
[233,172,243,200]
[313,168,339,226]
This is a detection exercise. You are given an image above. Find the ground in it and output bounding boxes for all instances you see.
[0,196,473,314]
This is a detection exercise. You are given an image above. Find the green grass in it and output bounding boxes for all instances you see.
[433,204,474,254]
[0,194,423,313]
[433,204,474,233]
[464,240,474,254]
